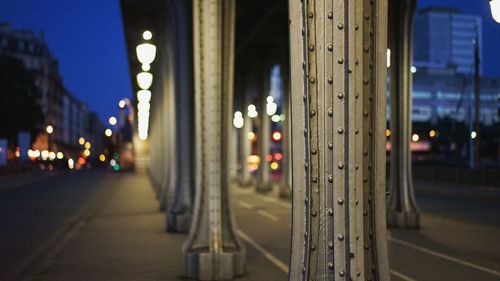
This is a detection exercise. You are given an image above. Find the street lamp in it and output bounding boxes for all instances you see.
[105,129,113,137]
[46,125,53,151]
[136,42,156,71]
[491,0,500,23]
[136,72,153,90]
[46,125,53,134]
[119,100,126,109]
[109,116,117,126]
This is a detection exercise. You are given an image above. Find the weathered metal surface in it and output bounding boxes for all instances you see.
[183,0,245,279]
[257,71,273,193]
[288,0,390,280]
[165,0,194,233]
[387,0,420,229]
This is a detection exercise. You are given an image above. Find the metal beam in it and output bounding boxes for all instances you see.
[183,0,245,279]
[288,0,390,280]
[387,0,420,229]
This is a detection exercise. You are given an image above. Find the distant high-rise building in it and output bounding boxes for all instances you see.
[414,7,482,75]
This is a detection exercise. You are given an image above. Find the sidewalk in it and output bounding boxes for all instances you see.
[414,180,500,202]
[36,172,285,281]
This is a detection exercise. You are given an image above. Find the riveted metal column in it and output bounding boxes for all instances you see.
[166,0,194,233]
[256,71,272,193]
[239,80,254,187]
[183,0,245,279]
[288,0,390,280]
[387,0,420,229]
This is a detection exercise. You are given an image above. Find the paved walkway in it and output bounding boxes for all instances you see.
[37,172,284,281]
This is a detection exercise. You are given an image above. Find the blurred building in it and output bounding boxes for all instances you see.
[0,23,103,158]
[414,7,482,75]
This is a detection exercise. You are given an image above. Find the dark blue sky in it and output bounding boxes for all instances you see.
[0,0,132,122]
[1,0,499,122]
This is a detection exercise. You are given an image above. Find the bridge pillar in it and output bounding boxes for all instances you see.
[165,0,194,233]
[256,71,273,193]
[183,0,245,279]
[386,0,420,229]
[288,0,390,280]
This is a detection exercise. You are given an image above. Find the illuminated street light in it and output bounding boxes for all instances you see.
[79,137,85,145]
[411,133,419,142]
[386,49,391,68]
[143,30,152,40]
[266,96,277,116]
[84,142,91,149]
[136,43,156,70]
[137,90,152,103]
[490,0,500,23]
[271,115,281,122]
[46,125,53,134]
[233,111,244,128]
[68,159,74,169]
[411,66,417,73]
[272,131,282,142]
[136,72,153,90]
[57,152,64,159]
[429,130,437,138]
[105,129,113,137]
[119,100,126,109]
[247,104,258,118]
[471,131,477,139]
[99,154,106,162]
[109,116,117,126]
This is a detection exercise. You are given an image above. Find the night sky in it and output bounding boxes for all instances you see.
[0,0,499,122]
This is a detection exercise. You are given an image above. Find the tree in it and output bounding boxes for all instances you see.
[0,55,44,144]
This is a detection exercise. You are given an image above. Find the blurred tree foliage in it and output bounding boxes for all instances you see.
[0,55,44,143]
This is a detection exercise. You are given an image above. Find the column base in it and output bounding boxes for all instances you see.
[238,177,254,188]
[256,181,273,193]
[279,183,292,199]
[387,211,420,229]
[166,212,191,233]
[184,249,245,280]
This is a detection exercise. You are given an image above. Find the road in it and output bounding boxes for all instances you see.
[0,170,118,281]
[1,171,499,281]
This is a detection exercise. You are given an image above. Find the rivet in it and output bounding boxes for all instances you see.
[363,79,369,85]
[337,127,344,134]
[311,244,316,250]
[337,234,344,241]
[327,77,333,84]
[327,44,333,51]
[363,211,368,216]
[308,12,314,18]
[355,128,359,134]
[328,262,334,270]
[310,110,316,117]
[309,45,315,51]
[364,46,370,53]
[305,162,309,168]
[309,77,316,83]
[328,208,333,216]
[337,92,344,99]
[311,148,317,155]
[337,58,344,64]
[328,241,334,249]
[337,23,344,30]
[355,92,359,99]
[311,211,317,217]
[305,197,309,203]
[365,15,370,20]
[328,143,333,150]
[355,24,359,30]
[338,162,344,169]
[312,177,317,183]
[304,129,308,135]
[328,175,333,183]
[339,270,345,277]
[357,271,361,276]
[328,108,333,117]
[363,150,368,156]
[355,164,359,169]
[328,12,333,19]
[338,198,344,205]
[363,178,368,183]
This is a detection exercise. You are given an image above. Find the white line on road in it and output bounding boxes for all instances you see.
[257,210,279,221]
[237,201,254,209]
[390,270,417,281]
[389,236,500,278]
[237,230,289,274]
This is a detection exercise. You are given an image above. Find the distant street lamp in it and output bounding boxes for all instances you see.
[46,125,53,134]
[105,129,113,137]
[490,0,500,23]
[46,125,53,151]
[109,116,117,126]
[119,100,126,109]
[136,72,153,90]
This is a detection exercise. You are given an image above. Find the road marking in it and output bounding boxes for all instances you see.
[257,210,279,221]
[237,230,289,274]
[237,201,254,209]
[390,270,417,281]
[389,236,500,278]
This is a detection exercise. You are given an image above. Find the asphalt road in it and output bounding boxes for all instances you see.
[233,187,500,281]
[1,171,500,281]
[0,170,118,281]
